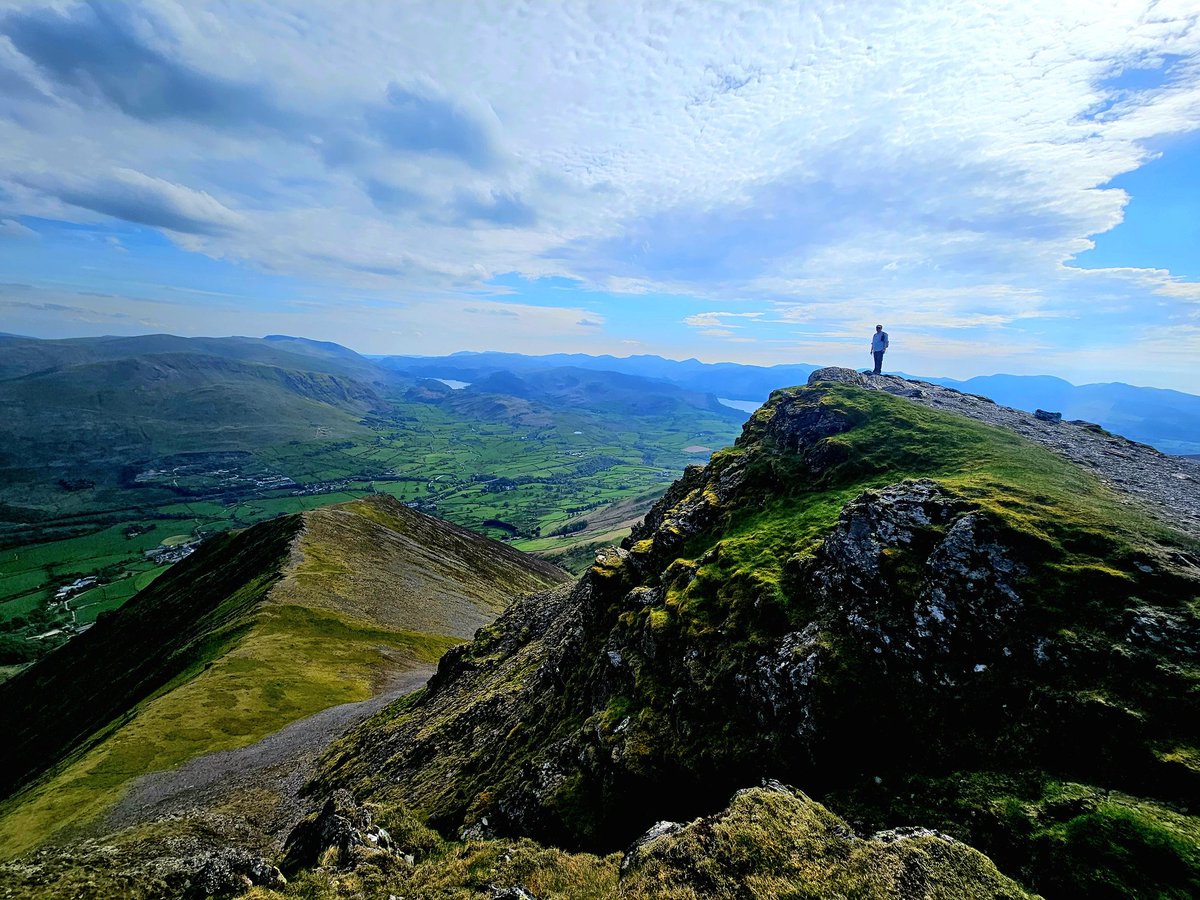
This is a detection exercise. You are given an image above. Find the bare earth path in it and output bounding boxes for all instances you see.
[103,666,434,847]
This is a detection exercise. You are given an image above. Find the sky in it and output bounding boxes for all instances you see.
[0,1,1198,391]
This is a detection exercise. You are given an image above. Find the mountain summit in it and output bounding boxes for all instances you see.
[309,368,1200,897]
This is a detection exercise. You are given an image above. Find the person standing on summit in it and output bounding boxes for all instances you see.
[870,324,889,375]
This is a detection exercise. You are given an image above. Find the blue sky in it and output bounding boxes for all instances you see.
[1,1,1198,390]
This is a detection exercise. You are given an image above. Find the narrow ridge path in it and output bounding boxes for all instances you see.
[103,666,434,846]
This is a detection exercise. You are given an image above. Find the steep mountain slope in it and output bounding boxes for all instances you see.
[0,494,566,858]
[311,369,1200,898]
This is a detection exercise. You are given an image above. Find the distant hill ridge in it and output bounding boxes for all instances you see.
[6,335,1196,453]
[382,349,1200,454]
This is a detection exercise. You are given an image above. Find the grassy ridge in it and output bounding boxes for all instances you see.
[0,494,563,858]
[0,604,457,858]
[0,517,303,805]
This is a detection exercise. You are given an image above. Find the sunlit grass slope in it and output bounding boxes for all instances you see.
[0,494,565,858]
[667,382,1191,635]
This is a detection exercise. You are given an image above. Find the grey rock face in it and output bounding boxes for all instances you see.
[282,789,394,873]
[760,389,855,454]
[185,848,286,898]
[489,887,538,900]
[620,819,686,872]
[1034,409,1062,423]
[807,367,868,387]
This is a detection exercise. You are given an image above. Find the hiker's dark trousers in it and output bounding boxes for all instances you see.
[873,351,885,375]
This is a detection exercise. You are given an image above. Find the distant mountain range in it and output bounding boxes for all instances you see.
[377,350,822,402]
[380,351,1200,454]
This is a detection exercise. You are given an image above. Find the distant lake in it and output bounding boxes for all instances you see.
[435,379,470,390]
[718,398,761,413]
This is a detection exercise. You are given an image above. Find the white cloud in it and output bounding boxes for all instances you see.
[24,168,245,235]
[0,1,1198,387]
[683,311,763,329]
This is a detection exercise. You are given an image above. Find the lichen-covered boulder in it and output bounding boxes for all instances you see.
[620,781,1036,899]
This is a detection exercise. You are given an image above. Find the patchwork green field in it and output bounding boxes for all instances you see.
[0,394,742,673]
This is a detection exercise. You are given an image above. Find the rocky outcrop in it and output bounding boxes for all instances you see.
[281,790,402,873]
[808,479,1027,679]
[303,372,1200,898]
[0,829,285,899]
[808,367,1200,539]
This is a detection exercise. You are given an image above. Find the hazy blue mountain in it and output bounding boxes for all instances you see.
[381,352,1200,454]
[463,366,743,420]
[0,333,394,384]
[378,351,821,402]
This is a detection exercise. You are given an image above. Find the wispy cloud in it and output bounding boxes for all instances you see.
[28,168,245,235]
[0,218,37,239]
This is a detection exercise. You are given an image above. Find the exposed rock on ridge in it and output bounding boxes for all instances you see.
[814,367,1200,539]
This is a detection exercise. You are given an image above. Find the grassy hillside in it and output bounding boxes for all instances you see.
[0,336,742,675]
[0,515,303,803]
[313,377,1200,897]
[0,352,376,496]
[0,495,565,858]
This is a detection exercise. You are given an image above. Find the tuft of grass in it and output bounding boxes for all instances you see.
[837,771,1200,900]
[238,787,1030,900]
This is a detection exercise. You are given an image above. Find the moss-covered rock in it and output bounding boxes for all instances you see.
[620,781,1036,899]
